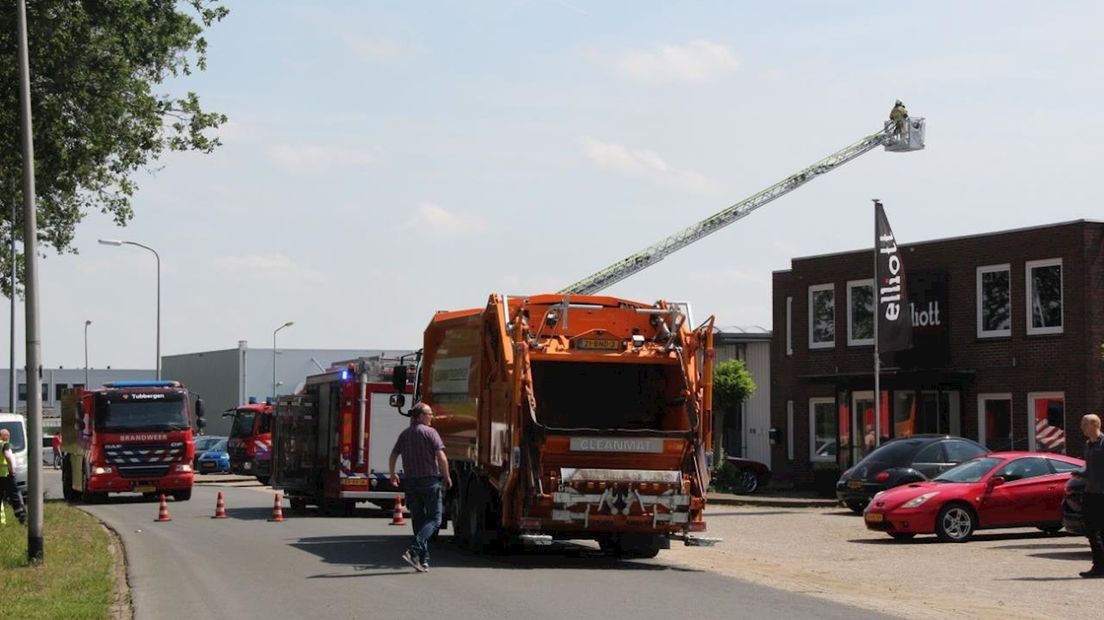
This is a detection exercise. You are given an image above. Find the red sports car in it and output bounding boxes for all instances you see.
[863,451,1084,542]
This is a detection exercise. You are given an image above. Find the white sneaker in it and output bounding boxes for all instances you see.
[401,550,426,572]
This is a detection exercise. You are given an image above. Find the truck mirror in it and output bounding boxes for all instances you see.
[389,393,406,409]
[391,365,408,391]
[196,417,207,430]
[195,398,206,418]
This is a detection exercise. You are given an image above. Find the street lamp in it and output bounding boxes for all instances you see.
[84,320,92,388]
[273,321,294,401]
[98,239,160,379]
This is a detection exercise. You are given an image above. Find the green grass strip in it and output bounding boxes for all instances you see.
[0,499,117,619]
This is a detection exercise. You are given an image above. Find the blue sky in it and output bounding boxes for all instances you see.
[14,1,1104,370]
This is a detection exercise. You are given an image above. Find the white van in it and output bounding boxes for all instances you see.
[0,413,28,493]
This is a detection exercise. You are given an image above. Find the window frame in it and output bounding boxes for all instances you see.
[846,278,875,347]
[785,296,793,357]
[976,263,1011,339]
[1027,391,1065,453]
[808,283,835,350]
[977,393,1013,451]
[1025,258,1063,335]
[808,397,836,463]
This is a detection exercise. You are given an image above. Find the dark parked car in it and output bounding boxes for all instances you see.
[721,457,772,494]
[1063,472,1085,535]
[837,435,989,514]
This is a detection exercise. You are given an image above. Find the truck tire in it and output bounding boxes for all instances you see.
[80,463,105,503]
[604,533,665,559]
[61,455,78,502]
[173,489,192,502]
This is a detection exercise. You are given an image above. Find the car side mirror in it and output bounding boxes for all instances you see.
[988,476,1006,488]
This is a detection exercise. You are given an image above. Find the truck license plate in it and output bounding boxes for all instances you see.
[134,484,156,494]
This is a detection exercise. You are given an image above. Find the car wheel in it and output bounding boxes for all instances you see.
[173,489,192,502]
[736,469,759,494]
[889,532,916,541]
[845,500,867,515]
[935,504,976,542]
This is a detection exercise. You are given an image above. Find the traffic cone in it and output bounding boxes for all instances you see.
[388,495,406,526]
[155,494,172,522]
[268,493,284,522]
[213,491,228,519]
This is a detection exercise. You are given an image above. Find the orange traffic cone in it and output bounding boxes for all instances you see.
[213,491,228,519]
[155,494,172,522]
[268,493,285,522]
[388,495,406,526]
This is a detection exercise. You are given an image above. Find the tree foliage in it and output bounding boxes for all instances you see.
[0,1,228,296]
[713,358,756,412]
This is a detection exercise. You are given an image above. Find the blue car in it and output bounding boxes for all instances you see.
[197,438,230,474]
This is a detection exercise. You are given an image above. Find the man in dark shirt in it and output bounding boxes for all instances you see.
[389,403,452,572]
[1081,414,1104,578]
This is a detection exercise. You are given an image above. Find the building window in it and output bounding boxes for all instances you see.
[976,264,1010,338]
[978,394,1014,451]
[786,400,794,462]
[17,383,26,402]
[785,296,793,357]
[809,398,836,462]
[54,384,68,402]
[1026,258,1062,335]
[847,279,874,346]
[1028,392,1065,453]
[808,284,835,349]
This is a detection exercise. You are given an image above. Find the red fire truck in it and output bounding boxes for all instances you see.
[60,381,205,502]
[272,357,414,514]
[224,398,274,484]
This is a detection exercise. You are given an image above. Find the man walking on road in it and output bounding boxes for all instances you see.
[389,403,452,573]
[0,428,26,525]
[1080,414,1104,578]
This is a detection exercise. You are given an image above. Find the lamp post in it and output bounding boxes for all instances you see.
[272,321,294,401]
[84,320,92,388]
[98,239,160,379]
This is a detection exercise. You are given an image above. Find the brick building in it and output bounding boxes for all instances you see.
[770,220,1104,491]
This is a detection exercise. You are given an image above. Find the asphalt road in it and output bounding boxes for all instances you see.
[39,471,892,620]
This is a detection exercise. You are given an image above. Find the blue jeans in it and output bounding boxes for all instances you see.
[404,476,442,565]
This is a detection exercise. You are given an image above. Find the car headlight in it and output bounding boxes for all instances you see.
[901,492,938,509]
[93,466,113,475]
[175,463,193,472]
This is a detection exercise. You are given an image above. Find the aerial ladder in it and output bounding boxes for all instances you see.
[559,107,926,295]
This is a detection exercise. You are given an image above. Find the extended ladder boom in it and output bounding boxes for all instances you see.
[560,118,924,296]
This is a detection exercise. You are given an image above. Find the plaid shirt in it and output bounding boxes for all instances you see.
[391,422,445,478]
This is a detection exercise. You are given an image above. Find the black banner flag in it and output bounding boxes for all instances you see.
[875,201,912,353]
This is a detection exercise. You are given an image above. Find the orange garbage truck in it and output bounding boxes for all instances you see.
[403,293,719,557]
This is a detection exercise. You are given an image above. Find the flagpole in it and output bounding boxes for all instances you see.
[873,199,881,449]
